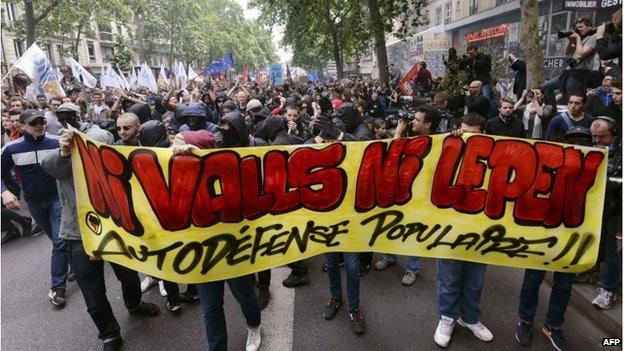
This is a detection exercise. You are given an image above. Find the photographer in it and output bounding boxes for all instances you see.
[596,9,622,72]
[465,45,492,100]
[562,17,600,101]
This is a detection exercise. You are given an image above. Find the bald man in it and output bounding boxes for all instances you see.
[465,80,491,119]
[116,112,141,145]
[591,116,621,310]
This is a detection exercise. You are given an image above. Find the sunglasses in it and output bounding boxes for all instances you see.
[28,118,46,126]
[116,125,133,131]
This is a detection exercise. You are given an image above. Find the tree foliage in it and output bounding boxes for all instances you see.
[136,0,276,69]
[250,0,427,79]
[107,36,135,71]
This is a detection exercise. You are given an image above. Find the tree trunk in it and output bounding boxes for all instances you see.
[73,24,83,61]
[520,0,544,89]
[331,30,343,79]
[24,0,36,46]
[367,0,389,83]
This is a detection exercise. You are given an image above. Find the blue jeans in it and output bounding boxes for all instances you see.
[68,240,142,341]
[196,274,261,351]
[326,252,360,311]
[482,83,493,100]
[518,269,574,329]
[382,254,421,274]
[436,259,487,324]
[599,231,621,291]
[27,196,68,289]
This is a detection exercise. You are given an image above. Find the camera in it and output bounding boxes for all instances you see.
[557,27,597,39]
[527,90,534,98]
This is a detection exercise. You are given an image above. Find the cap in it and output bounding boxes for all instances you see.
[246,99,262,111]
[565,126,592,137]
[222,100,237,111]
[19,109,45,124]
[56,102,81,113]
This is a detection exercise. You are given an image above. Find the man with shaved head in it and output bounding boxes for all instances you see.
[464,80,491,119]
[116,112,140,146]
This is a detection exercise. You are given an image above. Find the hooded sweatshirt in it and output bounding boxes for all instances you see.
[179,102,219,133]
[220,111,249,147]
[129,103,153,124]
[139,120,171,147]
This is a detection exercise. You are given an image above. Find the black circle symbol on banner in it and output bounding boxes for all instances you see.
[86,212,102,236]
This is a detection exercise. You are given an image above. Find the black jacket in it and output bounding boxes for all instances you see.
[470,53,492,84]
[510,59,526,98]
[485,115,526,138]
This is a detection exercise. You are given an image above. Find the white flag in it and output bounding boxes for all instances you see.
[67,57,97,88]
[14,43,65,98]
[100,64,125,90]
[188,64,198,80]
[138,63,158,93]
[129,68,138,89]
[117,66,131,90]
[157,65,169,86]
[174,62,187,88]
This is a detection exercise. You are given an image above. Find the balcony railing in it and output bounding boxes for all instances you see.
[99,31,113,41]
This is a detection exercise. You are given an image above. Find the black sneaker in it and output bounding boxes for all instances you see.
[359,263,371,277]
[129,301,160,317]
[179,291,199,303]
[515,321,532,346]
[103,336,123,351]
[323,297,341,320]
[48,288,66,308]
[258,287,270,310]
[166,301,182,317]
[541,325,570,351]
[282,273,310,288]
[349,309,366,335]
[29,224,43,238]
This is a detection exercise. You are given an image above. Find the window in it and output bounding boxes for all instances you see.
[87,41,96,61]
[13,39,23,57]
[41,43,54,64]
[100,45,114,62]
[5,3,16,22]
[496,0,511,5]
[99,22,113,41]
[456,0,461,17]
[445,2,452,24]
[116,25,123,35]
[547,12,569,57]
[469,0,479,15]
[435,7,442,26]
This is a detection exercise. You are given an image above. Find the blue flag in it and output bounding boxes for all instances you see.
[307,70,318,82]
[222,53,234,69]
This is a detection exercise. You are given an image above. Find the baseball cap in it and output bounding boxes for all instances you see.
[19,109,45,124]
[246,99,262,111]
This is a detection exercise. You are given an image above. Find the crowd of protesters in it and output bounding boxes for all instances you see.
[1,8,622,351]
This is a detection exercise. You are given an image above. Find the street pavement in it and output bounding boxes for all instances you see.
[2,233,622,351]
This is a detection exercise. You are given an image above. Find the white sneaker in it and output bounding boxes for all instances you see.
[434,315,455,347]
[457,318,493,341]
[158,280,167,297]
[592,287,616,310]
[140,276,157,292]
[246,326,261,351]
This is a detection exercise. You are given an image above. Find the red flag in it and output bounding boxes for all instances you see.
[396,64,419,96]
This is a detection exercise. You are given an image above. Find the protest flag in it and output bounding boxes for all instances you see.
[67,57,97,88]
[13,43,65,98]
[138,63,158,93]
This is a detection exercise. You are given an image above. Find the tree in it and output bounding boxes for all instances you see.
[367,0,428,83]
[11,0,131,62]
[107,37,135,71]
[251,0,369,79]
[520,0,544,89]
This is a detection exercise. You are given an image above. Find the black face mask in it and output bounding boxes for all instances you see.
[58,112,79,129]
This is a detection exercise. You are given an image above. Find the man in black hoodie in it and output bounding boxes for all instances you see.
[246,99,270,142]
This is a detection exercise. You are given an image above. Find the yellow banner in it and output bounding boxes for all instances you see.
[71,131,608,283]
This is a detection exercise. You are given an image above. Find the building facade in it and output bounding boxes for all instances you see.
[1,2,171,81]
[384,0,621,80]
